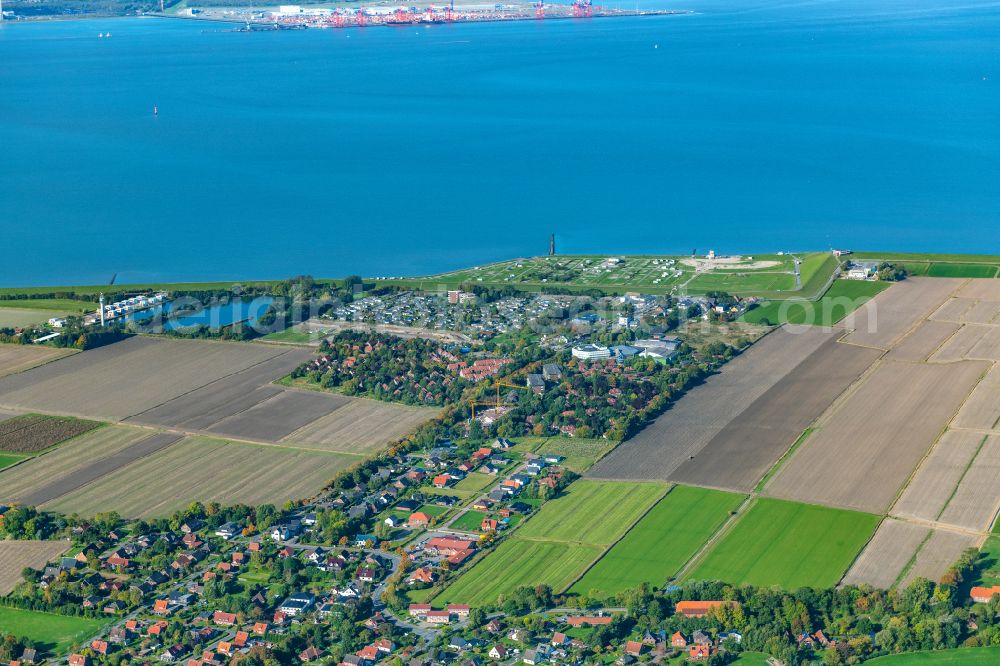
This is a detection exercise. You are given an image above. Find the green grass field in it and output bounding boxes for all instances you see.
[0,298,93,312]
[570,485,744,596]
[439,538,603,606]
[261,324,323,343]
[973,537,1000,588]
[0,607,109,654]
[741,280,889,326]
[516,480,668,546]
[926,263,998,278]
[0,453,26,471]
[416,504,449,518]
[687,498,880,589]
[534,437,620,473]
[863,648,1000,664]
[0,308,70,328]
[450,510,487,532]
[454,472,495,493]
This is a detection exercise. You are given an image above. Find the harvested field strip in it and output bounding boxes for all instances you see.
[931,298,977,323]
[207,389,349,442]
[957,280,1000,301]
[765,360,988,513]
[129,348,313,430]
[0,414,101,453]
[687,498,880,590]
[516,480,668,546]
[0,425,152,504]
[569,485,744,596]
[967,326,1000,361]
[588,326,835,481]
[952,370,1000,430]
[842,278,963,350]
[439,538,603,607]
[891,430,985,524]
[0,336,288,420]
[0,540,70,594]
[0,344,73,378]
[44,435,358,518]
[937,435,1000,531]
[17,432,183,507]
[888,320,962,362]
[931,325,991,363]
[668,336,881,492]
[284,398,437,454]
[963,300,1000,324]
[899,528,978,588]
[841,518,930,589]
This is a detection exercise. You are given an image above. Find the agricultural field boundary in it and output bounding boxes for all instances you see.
[671,494,755,583]
[561,483,677,592]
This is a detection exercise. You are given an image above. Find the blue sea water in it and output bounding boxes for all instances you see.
[1,0,998,286]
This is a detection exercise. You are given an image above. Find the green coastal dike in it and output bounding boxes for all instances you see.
[2,250,993,332]
[3,250,996,302]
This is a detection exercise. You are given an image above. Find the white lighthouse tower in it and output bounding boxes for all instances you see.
[99,293,106,327]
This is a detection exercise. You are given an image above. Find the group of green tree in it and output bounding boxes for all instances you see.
[292,332,475,406]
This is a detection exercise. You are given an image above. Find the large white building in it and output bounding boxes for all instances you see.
[571,344,611,360]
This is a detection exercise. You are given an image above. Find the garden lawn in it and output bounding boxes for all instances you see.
[517,480,668,546]
[0,607,108,654]
[416,504,450,518]
[570,485,744,595]
[741,280,889,327]
[863,648,1000,664]
[535,437,620,473]
[687,497,879,589]
[439,538,602,606]
[450,510,487,532]
[454,472,495,493]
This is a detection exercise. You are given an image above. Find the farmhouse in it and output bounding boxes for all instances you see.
[408,511,432,528]
[566,616,613,627]
[675,600,738,618]
[971,586,1000,603]
[425,537,476,556]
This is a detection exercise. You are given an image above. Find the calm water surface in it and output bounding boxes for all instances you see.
[1,0,998,285]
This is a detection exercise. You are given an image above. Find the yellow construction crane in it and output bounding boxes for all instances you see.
[469,379,529,423]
